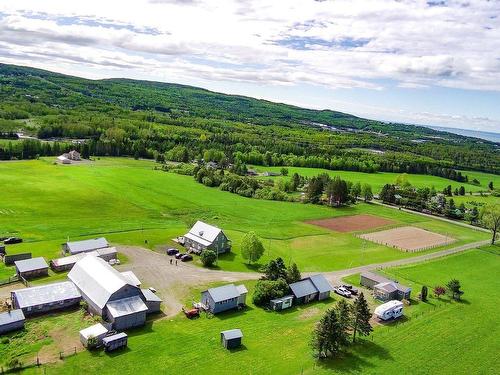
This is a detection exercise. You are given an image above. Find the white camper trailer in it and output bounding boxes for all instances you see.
[374,300,404,321]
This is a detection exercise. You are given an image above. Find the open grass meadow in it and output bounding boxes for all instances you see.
[12,246,499,374]
[251,165,500,194]
[0,158,489,277]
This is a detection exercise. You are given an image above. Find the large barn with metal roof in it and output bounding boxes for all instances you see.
[68,255,157,330]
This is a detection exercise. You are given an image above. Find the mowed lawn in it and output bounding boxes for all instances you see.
[251,165,499,194]
[18,247,500,375]
[0,158,489,277]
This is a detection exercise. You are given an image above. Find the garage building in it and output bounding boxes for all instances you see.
[50,247,117,272]
[62,237,109,255]
[14,257,49,279]
[0,309,25,335]
[11,281,82,316]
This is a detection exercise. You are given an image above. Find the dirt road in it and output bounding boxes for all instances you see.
[320,239,491,286]
[116,246,260,317]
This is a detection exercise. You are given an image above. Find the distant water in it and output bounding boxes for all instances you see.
[426,125,500,143]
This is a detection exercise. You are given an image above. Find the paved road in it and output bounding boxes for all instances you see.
[320,239,491,286]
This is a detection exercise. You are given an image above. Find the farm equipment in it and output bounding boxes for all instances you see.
[182,307,200,319]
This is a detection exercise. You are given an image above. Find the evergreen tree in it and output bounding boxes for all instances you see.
[351,292,372,343]
[446,279,464,301]
[285,262,301,283]
[311,308,349,359]
[262,257,287,280]
[421,285,428,302]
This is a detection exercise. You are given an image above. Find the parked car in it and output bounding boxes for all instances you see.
[175,252,185,259]
[167,248,179,256]
[181,254,193,262]
[334,286,352,298]
[342,284,358,295]
[4,237,22,245]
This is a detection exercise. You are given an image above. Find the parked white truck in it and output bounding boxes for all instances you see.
[374,300,404,321]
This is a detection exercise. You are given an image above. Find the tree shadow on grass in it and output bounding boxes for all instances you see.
[211,305,255,321]
[316,339,394,373]
[263,297,333,316]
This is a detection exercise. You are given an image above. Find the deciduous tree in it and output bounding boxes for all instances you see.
[241,231,265,264]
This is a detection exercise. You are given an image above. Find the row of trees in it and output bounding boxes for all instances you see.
[305,174,373,206]
[311,294,372,359]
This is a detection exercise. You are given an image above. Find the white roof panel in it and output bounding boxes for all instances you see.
[79,323,108,339]
[186,221,222,245]
[106,296,148,318]
[121,271,141,287]
[12,281,81,309]
[68,256,136,309]
[141,288,162,303]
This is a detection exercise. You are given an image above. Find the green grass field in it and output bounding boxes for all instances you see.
[10,246,498,374]
[251,165,499,194]
[0,158,489,278]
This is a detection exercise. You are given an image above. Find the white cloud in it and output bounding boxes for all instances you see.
[0,0,499,129]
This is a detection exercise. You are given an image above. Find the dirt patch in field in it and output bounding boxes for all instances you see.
[359,226,455,252]
[306,214,396,233]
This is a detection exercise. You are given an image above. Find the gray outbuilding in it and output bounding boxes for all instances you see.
[290,274,333,304]
[0,309,25,335]
[11,281,82,316]
[62,237,109,255]
[141,289,162,314]
[14,257,49,279]
[360,272,411,301]
[270,295,293,311]
[50,247,117,272]
[106,296,148,331]
[201,284,247,314]
[221,329,243,349]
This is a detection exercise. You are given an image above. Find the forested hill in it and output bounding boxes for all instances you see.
[0,63,498,175]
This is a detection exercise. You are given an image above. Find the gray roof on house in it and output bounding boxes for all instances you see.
[106,296,148,318]
[375,282,398,293]
[221,329,242,340]
[185,221,224,247]
[309,274,333,293]
[395,284,412,293]
[0,309,25,326]
[12,281,81,309]
[68,256,138,309]
[65,237,109,254]
[205,284,240,303]
[103,332,127,344]
[361,271,391,284]
[141,289,163,303]
[14,257,48,273]
[290,278,318,298]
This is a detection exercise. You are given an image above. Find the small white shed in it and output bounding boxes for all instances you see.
[79,323,109,348]
[236,284,248,306]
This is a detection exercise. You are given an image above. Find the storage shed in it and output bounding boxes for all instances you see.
[50,247,117,272]
[62,237,109,255]
[79,323,109,348]
[0,309,25,335]
[201,284,247,314]
[106,296,148,331]
[103,332,128,352]
[141,289,162,314]
[290,274,333,304]
[360,272,411,301]
[14,257,49,279]
[270,295,293,311]
[11,281,82,316]
[221,329,242,349]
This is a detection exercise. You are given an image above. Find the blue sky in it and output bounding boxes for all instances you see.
[0,0,499,132]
